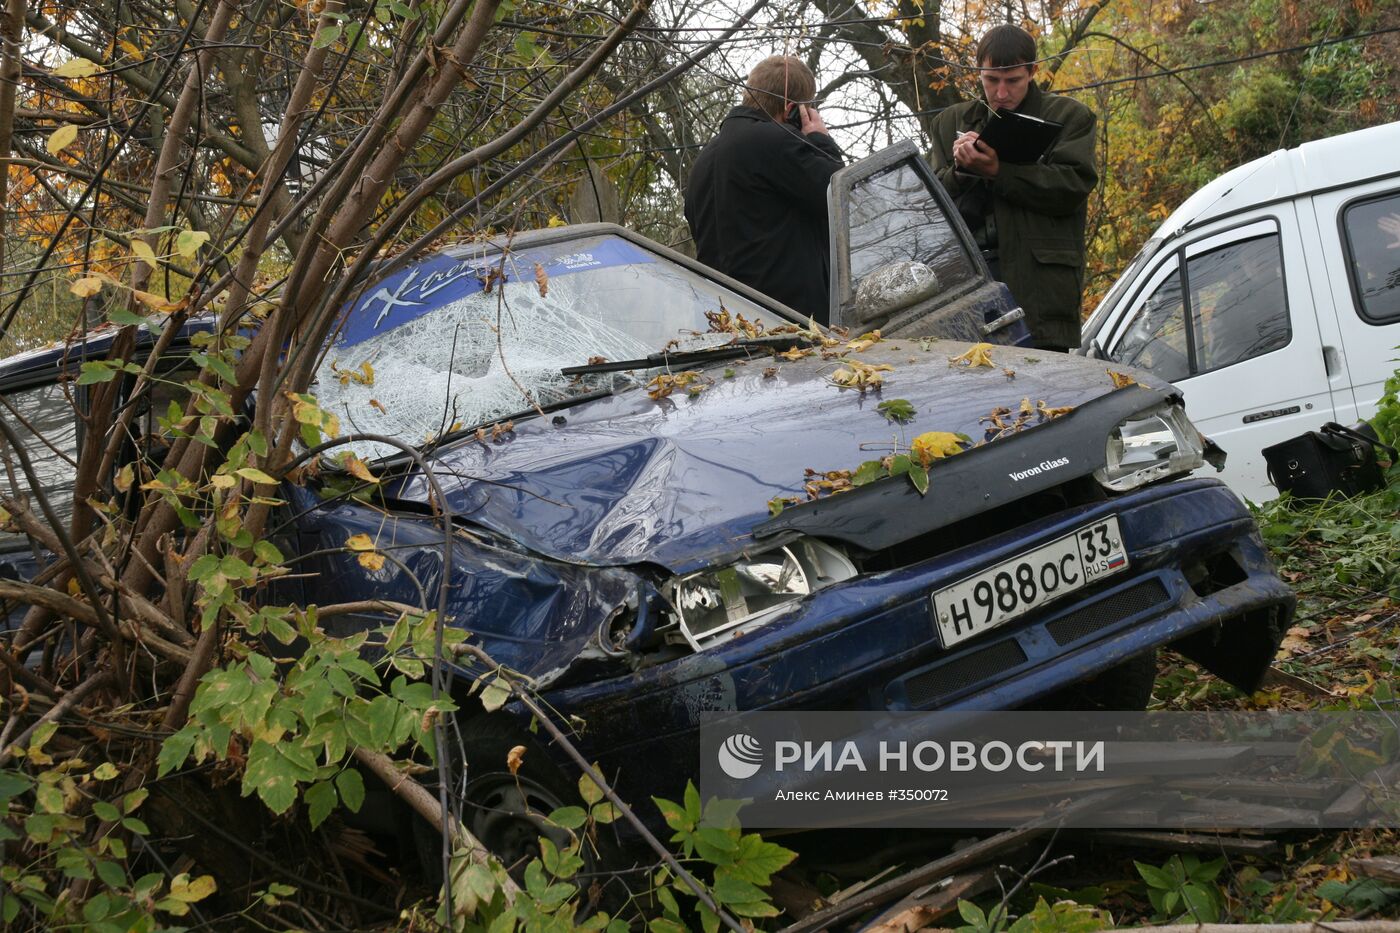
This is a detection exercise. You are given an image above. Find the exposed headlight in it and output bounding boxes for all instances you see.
[669,538,857,650]
[1094,402,1205,492]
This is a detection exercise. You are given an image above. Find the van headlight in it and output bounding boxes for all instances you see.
[668,539,856,650]
[1094,402,1205,492]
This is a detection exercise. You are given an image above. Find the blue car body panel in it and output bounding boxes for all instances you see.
[389,342,1160,572]
[0,216,1293,829]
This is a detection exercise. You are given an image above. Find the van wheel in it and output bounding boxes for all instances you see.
[1035,650,1157,710]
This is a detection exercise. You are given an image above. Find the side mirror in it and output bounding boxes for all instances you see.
[852,261,941,324]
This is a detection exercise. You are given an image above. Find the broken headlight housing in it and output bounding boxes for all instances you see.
[668,538,857,650]
[1094,401,1205,492]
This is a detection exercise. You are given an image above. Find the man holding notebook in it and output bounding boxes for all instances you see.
[930,25,1097,352]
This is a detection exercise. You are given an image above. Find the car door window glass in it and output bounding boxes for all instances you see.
[1342,191,1400,324]
[0,383,79,549]
[1187,233,1290,372]
[1109,263,1190,382]
[845,160,975,313]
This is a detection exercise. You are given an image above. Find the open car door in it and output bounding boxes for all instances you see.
[827,140,1030,344]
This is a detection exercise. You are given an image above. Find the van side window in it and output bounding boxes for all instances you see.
[1342,192,1400,324]
[1186,233,1289,373]
[0,383,80,549]
[1110,264,1191,382]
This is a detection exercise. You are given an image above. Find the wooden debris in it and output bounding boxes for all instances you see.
[1089,829,1278,856]
[1322,763,1400,821]
[1103,918,1400,924]
[864,867,998,932]
[777,789,1132,933]
[1349,856,1400,885]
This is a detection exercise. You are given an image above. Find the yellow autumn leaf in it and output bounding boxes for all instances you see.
[132,289,185,313]
[846,329,882,352]
[829,360,893,391]
[175,229,210,259]
[1107,369,1142,389]
[534,262,549,297]
[948,342,995,368]
[357,361,374,386]
[69,275,104,298]
[118,39,143,59]
[345,533,385,571]
[1036,399,1075,419]
[911,431,964,467]
[114,463,134,493]
[52,58,101,78]
[168,873,217,903]
[210,473,237,489]
[547,214,567,228]
[235,467,278,485]
[344,454,378,484]
[130,239,159,270]
[46,123,80,155]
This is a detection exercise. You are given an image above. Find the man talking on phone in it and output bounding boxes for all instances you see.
[685,55,844,323]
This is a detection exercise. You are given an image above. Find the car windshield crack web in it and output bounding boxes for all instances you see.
[315,283,654,460]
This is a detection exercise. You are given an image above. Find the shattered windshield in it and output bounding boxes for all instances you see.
[314,234,780,459]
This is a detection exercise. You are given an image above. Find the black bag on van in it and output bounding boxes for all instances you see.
[1263,421,1395,499]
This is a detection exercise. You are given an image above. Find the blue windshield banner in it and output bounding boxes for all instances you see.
[334,237,656,348]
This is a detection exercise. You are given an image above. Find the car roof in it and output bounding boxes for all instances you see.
[1159,119,1400,236]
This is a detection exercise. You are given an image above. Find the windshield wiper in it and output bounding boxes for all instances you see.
[561,333,816,376]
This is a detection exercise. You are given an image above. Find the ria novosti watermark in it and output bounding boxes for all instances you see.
[698,712,1400,828]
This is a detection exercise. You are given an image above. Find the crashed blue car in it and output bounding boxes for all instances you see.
[0,142,1292,855]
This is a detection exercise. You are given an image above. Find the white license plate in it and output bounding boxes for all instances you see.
[932,517,1129,647]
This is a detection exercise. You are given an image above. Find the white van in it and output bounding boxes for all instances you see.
[1081,120,1400,502]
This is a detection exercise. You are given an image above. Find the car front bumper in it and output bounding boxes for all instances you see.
[553,477,1293,758]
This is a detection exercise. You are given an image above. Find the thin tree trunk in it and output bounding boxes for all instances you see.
[0,0,24,279]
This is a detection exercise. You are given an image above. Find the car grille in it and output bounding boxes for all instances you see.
[1045,578,1169,646]
[860,475,1108,573]
[903,639,1028,708]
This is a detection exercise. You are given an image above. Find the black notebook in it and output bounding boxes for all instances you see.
[974,110,1063,164]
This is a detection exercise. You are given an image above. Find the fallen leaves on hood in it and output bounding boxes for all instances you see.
[877,398,917,423]
[803,467,854,500]
[948,342,995,368]
[911,431,966,467]
[1037,399,1075,419]
[647,370,708,400]
[830,360,893,391]
[846,329,882,352]
[706,304,764,338]
[1108,369,1143,389]
[534,262,549,297]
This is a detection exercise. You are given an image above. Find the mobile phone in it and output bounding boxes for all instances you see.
[786,104,803,130]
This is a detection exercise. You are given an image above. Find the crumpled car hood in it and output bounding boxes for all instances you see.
[392,340,1171,573]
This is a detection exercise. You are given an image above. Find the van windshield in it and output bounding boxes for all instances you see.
[314,234,783,459]
[1081,237,1162,350]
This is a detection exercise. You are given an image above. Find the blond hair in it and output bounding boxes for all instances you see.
[741,55,816,119]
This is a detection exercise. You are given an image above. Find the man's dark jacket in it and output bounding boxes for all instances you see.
[929,82,1097,348]
[684,106,844,323]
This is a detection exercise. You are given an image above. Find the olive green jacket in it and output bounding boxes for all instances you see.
[929,83,1097,348]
